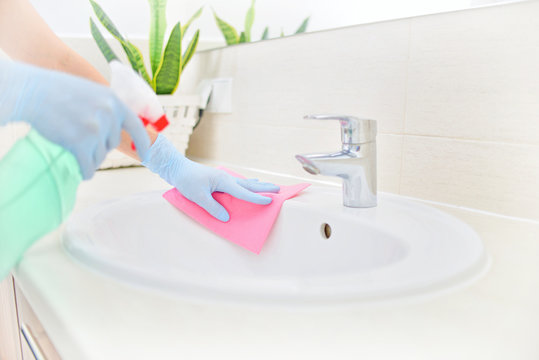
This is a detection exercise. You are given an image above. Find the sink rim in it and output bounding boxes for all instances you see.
[62,188,489,306]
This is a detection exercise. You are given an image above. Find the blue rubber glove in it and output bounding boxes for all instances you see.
[0,59,150,179]
[142,134,280,222]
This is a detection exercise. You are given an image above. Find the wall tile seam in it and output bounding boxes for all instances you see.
[200,118,409,135]
[192,155,539,226]
[194,116,539,146]
[196,22,412,56]
[197,119,342,132]
[194,1,531,58]
[395,193,539,226]
[192,124,539,152]
[202,122,539,148]
[398,19,413,195]
[401,133,539,148]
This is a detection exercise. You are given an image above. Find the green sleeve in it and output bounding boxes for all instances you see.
[0,130,81,279]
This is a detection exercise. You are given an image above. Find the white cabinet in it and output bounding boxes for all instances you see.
[0,275,61,360]
[0,275,22,360]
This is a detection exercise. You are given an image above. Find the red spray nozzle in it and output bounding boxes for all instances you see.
[131,115,170,151]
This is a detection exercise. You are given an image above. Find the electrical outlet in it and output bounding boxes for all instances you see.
[206,78,233,113]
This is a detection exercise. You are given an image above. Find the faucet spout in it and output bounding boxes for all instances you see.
[295,154,321,175]
[295,115,377,208]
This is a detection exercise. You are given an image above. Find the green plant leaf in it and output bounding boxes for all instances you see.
[121,45,137,70]
[239,31,246,43]
[90,1,151,86]
[244,0,255,42]
[295,16,310,34]
[213,10,239,45]
[89,0,125,41]
[124,42,152,85]
[148,0,167,76]
[89,18,118,62]
[261,26,269,40]
[154,22,182,95]
[181,29,199,72]
[181,6,203,38]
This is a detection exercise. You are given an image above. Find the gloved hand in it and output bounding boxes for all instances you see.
[0,59,150,179]
[142,134,280,222]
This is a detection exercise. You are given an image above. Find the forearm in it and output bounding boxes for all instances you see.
[0,0,157,155]
[0,0,105,83]
[119,128,159,160]
[53,53,160,158]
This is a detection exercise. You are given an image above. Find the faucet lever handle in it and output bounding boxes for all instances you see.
[304,114,377,144]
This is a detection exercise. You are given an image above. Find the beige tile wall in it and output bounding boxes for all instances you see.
[4,2,534,220]
[182,17,411,193]
[180,1,539,221]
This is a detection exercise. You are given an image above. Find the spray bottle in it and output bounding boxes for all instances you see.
[109,60,169,145]
[0,61,167,279]
[0,130,81,278]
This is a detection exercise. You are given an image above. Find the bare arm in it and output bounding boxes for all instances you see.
[0,0,107,83]
[0,0,158,159]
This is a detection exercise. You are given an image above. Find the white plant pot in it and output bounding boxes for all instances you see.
[99,93,201,169]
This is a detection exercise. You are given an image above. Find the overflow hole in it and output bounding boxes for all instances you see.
[320,223,332,239]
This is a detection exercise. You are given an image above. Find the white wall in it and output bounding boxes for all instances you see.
[174,0,474,43]
[30,0,151,37]
[29,0,501,46]
[179,0,539,222]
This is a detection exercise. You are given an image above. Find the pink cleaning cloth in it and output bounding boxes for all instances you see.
[163,168,310,254]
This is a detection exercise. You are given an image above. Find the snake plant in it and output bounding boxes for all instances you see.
[213,0,309,45]
[89,0,202,95]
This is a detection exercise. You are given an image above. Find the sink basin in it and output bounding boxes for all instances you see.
[63,185,487,305]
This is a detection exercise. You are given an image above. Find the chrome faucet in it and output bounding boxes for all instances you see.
[295,114,377,208]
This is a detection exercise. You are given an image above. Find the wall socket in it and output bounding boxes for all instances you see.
[203,78,233,113]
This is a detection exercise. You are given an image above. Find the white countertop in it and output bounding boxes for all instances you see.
[12,166,539,360]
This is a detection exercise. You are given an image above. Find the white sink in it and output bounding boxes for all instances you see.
[63,186,487,305]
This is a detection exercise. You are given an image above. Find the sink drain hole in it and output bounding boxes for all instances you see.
[320,223,332,239]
